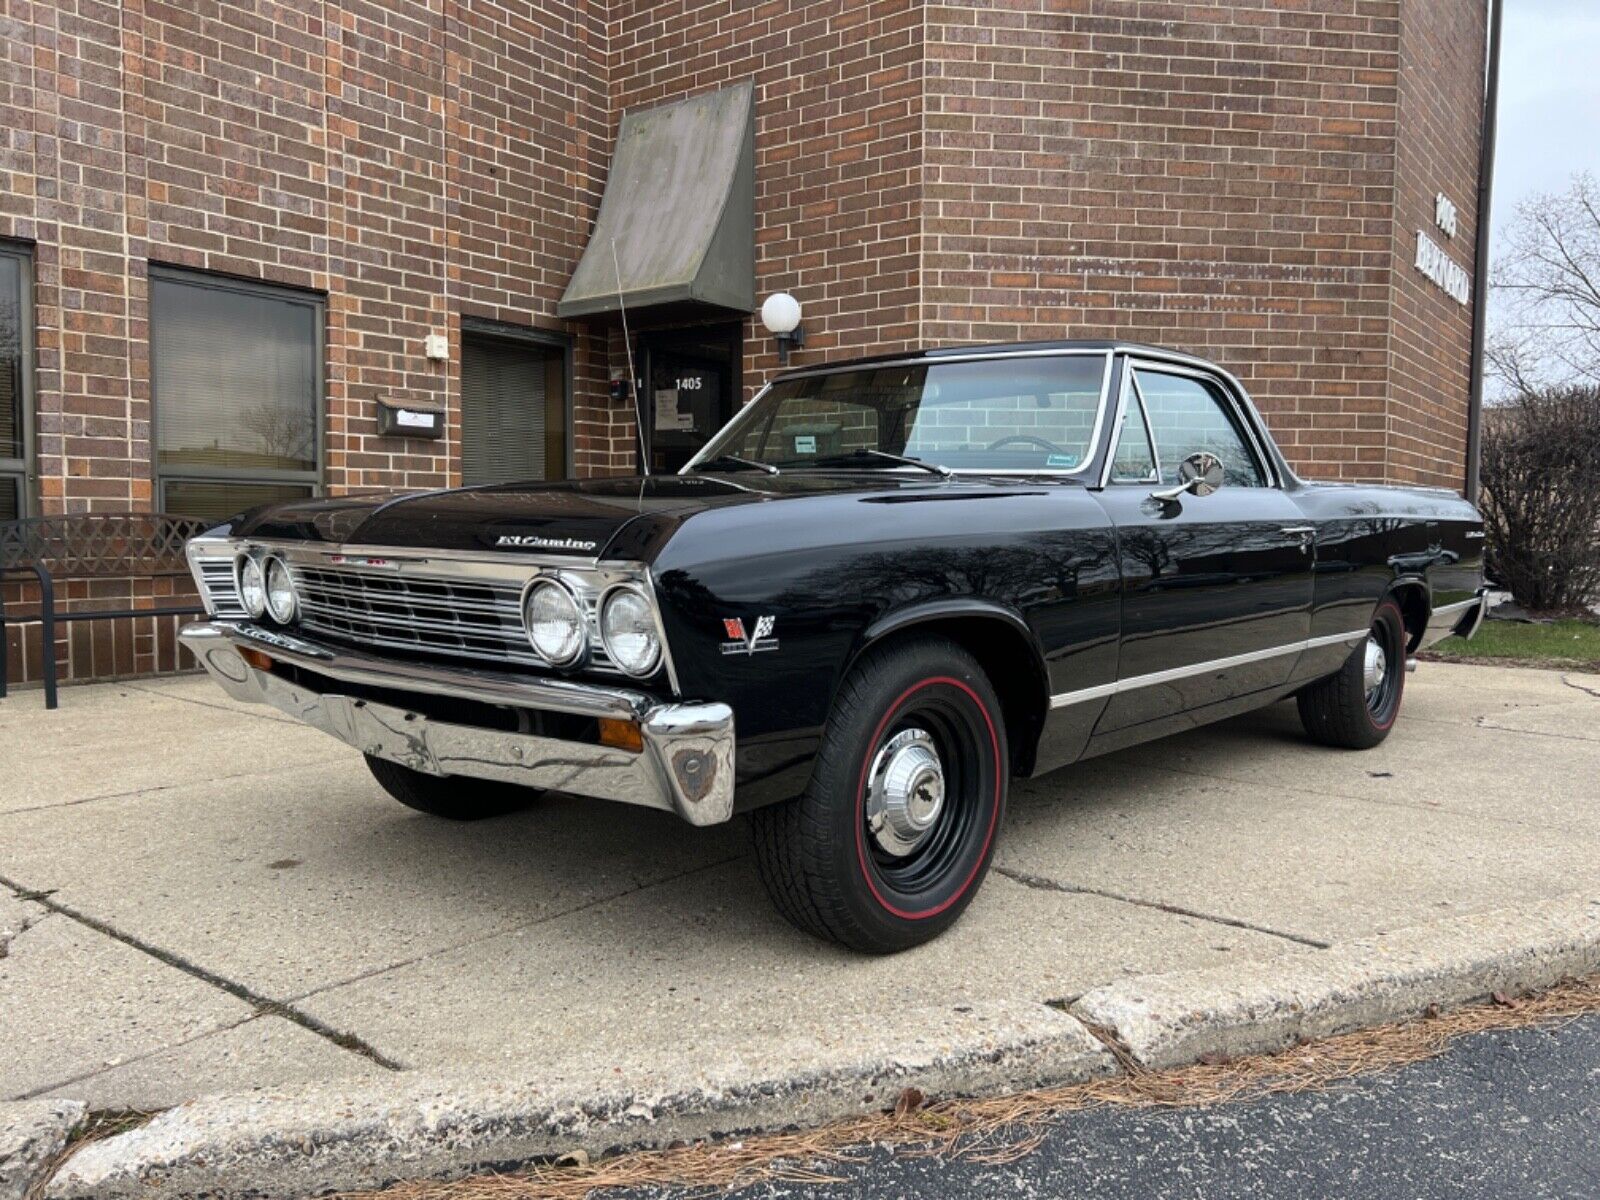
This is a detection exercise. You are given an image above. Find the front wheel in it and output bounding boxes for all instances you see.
[751,636,1008,953]
[1297,599,1407,749]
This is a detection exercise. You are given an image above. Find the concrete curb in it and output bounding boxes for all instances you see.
[45,1002,1113,1200]
[1,1100,85,1200]
[39,892,1600,1200]
[1072,892,1600,1069]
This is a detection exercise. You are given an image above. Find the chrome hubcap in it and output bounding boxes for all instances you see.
[865,727,946,857]
[1364,634,1388,701]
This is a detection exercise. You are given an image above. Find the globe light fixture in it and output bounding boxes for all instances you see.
[760,292,805,365]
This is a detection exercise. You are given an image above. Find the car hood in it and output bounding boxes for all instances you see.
[224,473,1023,560]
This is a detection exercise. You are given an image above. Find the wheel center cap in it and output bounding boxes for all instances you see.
[866,728,946,857]
[1364,635,1388,698]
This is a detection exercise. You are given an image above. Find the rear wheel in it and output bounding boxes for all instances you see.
[1297,599,1407,749]
[365,754,540,820]
[751,635,1008,953]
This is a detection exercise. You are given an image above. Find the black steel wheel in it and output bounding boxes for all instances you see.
[750,635,1007,953]
[365,754,541,820]
[1297,599,1408,749]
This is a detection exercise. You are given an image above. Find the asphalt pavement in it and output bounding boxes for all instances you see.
[621,1011,1600,1200]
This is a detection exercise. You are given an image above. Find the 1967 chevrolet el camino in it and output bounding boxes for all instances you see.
[181,341,1488,952]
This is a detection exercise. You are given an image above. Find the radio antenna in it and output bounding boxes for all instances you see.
[611,238,650,476]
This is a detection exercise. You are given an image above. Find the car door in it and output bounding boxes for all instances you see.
[1091,358,1314,733]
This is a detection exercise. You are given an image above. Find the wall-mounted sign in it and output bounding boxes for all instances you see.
[376,396,445,439]
[1415,232,1470,307]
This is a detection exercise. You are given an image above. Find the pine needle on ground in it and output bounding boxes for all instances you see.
[336,973,1600,1200]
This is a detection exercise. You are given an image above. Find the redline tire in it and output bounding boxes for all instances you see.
[364,754,540,820]
[750,635,1008,953]
[1297,599,1407,750]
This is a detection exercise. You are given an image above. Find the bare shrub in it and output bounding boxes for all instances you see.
[1479,384,1600,613]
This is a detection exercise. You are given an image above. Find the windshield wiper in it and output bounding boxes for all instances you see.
[689,454,780,475]
[810,449,953,479]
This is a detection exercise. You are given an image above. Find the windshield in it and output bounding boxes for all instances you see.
[692,353,1110,474]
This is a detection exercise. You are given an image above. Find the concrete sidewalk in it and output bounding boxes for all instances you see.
[3,662,1598,1120]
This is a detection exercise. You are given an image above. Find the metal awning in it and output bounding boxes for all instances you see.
[558,82,755,322]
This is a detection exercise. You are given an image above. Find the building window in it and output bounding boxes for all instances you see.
[460,325,569,485]
[152,268,322,520]
[0,244,34,521]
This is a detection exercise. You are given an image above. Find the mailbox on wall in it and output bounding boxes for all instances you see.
[376,397,444,439]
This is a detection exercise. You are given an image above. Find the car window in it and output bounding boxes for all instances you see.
[1110,383,1157,482]
[1133,369,1266,488]
[700,356,1109,473]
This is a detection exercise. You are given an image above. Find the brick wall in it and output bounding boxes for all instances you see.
[915,0,1482,487]
[1386,0,1482,485]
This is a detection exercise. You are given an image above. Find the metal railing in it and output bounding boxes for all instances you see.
[0,513,212,709]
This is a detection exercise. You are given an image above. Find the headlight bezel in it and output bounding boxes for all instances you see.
[521,576,588,667]
[598,583,664,678]
[235,553,268,619]
[263,555,299,625]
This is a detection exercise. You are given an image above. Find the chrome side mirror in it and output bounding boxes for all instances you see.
[1150,451,1225,502]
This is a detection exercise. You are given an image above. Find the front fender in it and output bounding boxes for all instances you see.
[843,597,1052,775]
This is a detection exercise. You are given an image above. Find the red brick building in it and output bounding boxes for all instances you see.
[1,0,1490,685]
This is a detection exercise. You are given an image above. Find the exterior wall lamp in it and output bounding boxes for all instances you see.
[760,292,805,365]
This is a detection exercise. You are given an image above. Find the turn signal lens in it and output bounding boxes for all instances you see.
[598,717,644,753]
[239,648,274,673]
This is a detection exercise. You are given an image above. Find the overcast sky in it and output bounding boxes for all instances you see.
[1490,0,1600,256]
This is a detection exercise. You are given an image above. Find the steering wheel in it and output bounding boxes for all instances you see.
[984,434,1069,455]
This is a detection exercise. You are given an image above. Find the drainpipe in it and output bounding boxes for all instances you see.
[1465,0,1504,502]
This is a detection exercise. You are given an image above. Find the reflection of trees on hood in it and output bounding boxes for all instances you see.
[770,535,1114,613]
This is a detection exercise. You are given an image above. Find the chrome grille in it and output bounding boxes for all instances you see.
[196,557,247,619]
[292,563,622,674]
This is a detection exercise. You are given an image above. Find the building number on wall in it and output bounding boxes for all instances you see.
[1415,191,1469,307]
[1434,193,1459,240]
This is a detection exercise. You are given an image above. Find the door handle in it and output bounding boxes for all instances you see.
[1281,525,1314,553]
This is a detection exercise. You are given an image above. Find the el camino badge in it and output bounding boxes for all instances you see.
[495,535,598,552]
[721,616,778,656]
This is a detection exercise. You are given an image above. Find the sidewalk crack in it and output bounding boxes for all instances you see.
[0,873,404,1072]
[1562,674,1600,701]
[995,866,1331,949]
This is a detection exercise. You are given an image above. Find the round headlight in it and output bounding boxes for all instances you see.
[237,555,267,619]
[264,556,298,624]
[600,587,662,677]
[523,579,586,665]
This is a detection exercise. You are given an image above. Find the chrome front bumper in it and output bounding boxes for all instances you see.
[179,622,736,826]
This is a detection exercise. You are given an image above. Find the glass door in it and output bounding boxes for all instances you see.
[643,326,740,474]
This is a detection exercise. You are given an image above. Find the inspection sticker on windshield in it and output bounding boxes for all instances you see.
[793,435,817,454]
[1046,453,1078,468]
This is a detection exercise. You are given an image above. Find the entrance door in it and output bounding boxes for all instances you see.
[642,326,740,474]
[1093,359,1314,733]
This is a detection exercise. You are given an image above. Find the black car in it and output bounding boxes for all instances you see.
[182,341,1488,952]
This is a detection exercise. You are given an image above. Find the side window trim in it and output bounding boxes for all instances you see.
[1124,358,1277,490]
[1126,372,1162,483]
[1098,359,1163,486]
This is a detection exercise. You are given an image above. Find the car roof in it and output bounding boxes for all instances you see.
[771,339,1200,379]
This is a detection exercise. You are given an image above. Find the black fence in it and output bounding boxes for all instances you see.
[0,513,211,709]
